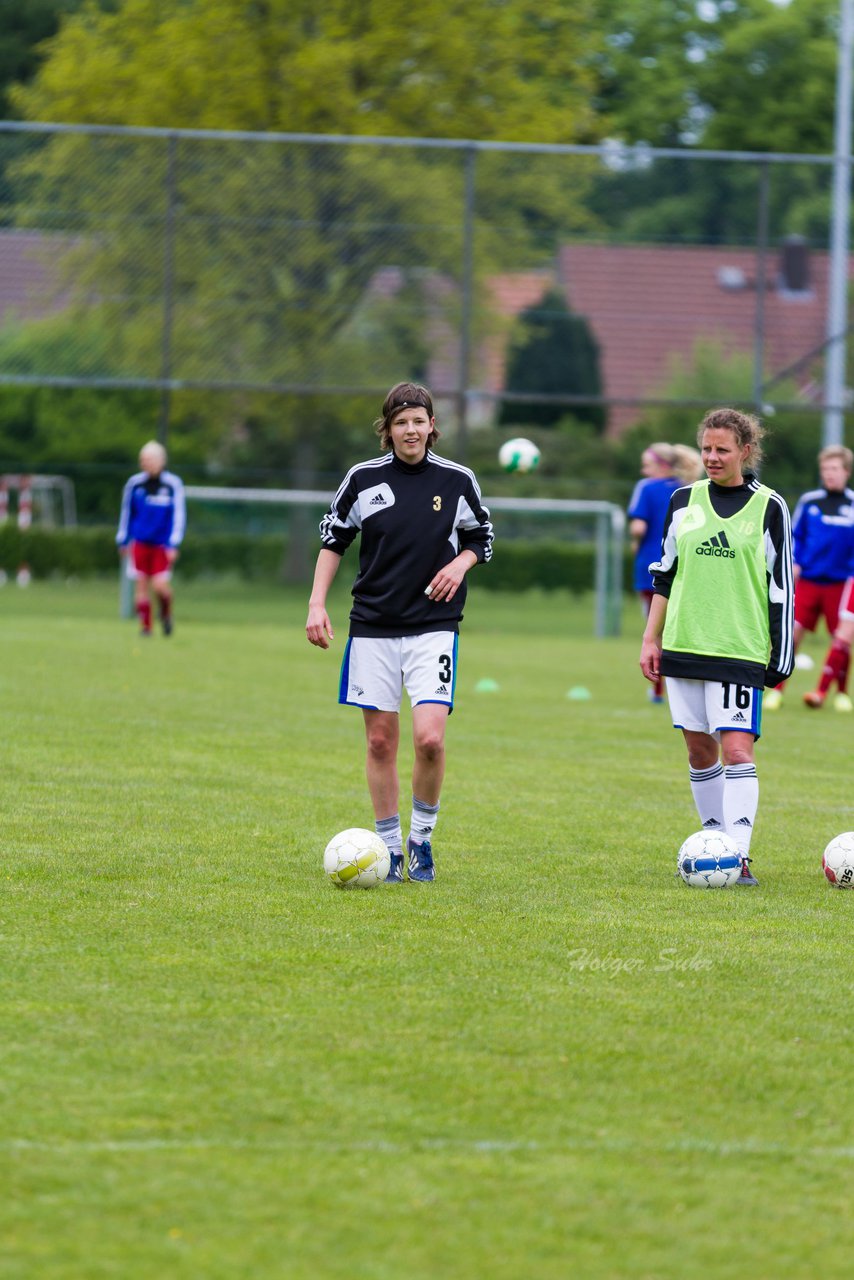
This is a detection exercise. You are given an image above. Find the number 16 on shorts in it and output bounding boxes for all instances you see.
[339,632,458,712]
[666,677,762,737]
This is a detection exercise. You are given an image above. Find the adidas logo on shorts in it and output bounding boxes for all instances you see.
[731,710,747,723]
[434,684,449,695]
[696,529,735,558]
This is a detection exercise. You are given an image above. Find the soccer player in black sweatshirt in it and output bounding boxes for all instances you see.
[306,382,493,882]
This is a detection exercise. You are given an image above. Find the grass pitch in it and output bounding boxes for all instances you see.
[1,579,851,1279]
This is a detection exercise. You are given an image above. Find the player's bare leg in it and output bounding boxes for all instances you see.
[363,709,400,818]
[134,576,152,635]
[152,571,174,636]
[363,710,404,881]
[411,702,449,804]
[407,703,449,881]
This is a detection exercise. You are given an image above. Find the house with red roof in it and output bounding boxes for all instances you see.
[432,238,846,436]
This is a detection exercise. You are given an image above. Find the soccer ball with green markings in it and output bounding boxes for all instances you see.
[677,830,742,888]
[323,828,390,889]
[499,437,541,473]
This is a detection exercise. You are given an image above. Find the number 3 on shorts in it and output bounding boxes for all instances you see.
[438,653,452,683]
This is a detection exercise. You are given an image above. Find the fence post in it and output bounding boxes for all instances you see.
[457,144,476,463]
[753,161,770,412]
[158,132,179,447]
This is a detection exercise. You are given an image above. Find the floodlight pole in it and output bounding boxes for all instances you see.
[823,0,854,447]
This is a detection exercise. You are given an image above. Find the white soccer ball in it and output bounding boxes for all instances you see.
[323,828,390,889]
[677,830,743,888]
[498,437,541,473]
[822,831,854,889]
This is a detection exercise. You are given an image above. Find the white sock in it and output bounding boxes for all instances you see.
[689,763,725,831]
[723,763,759,857]
[410,796,439,845]
[375,815,402,858]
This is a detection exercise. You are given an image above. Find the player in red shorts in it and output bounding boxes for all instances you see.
[803,573,854,712]
[764,445,854,710]
[116,441,186,636]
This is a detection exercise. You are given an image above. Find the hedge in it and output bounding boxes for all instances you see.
[0,526,634,592]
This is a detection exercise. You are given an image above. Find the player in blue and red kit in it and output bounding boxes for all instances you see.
[765,444,854,710]
[116,441,186,636]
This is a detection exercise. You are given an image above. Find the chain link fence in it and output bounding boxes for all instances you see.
[0,121,842,445]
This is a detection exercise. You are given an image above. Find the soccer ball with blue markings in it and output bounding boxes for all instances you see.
[323,828,390,889]
[677,830,742,888]
[822,832,854,889]
[498,437,541,473]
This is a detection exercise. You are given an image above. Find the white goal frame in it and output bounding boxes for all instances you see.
[183,486,626,636]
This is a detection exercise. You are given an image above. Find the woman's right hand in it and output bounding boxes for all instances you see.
[306,604,334,649]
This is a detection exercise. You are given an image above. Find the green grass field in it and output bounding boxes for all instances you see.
[1,579,851,1279]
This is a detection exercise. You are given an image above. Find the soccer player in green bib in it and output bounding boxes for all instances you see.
[639,408,795,885]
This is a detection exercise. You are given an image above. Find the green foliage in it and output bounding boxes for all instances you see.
[594,0,835,154]
[0,521,633,591]
[698,0,837,155]
[630,336,825,505]
[4,0,604,468]
[0,382,160,520]
[589,0,837,245]
[498,289,604,430]
[0,0,93,118]
[11,0,600,142]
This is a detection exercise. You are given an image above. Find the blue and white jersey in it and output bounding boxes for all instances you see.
[116,470,186,548]
[791,486,854,582]
[628,474,681,591]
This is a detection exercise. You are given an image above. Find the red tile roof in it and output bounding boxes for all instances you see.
[557,242,845,434]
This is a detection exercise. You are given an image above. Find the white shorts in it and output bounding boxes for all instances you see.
[339,633,458,713]
[665,676,762,739]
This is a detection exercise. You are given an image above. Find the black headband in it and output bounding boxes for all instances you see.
[387,398,430,419]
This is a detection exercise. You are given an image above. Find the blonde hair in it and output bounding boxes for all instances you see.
[697,407,765,468]
[139,440,167,470]
[671,444,704,484]
[644,442,703,484]
[818,444,853,472]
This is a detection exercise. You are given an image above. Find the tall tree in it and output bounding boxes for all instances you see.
[7,0,603,382]
[589,1,837,246]
[0,0,94,119]
[593,1,835,154]
[499,290,604,430]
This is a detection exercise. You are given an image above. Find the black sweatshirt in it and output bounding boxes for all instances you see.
[320,450,494,637]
